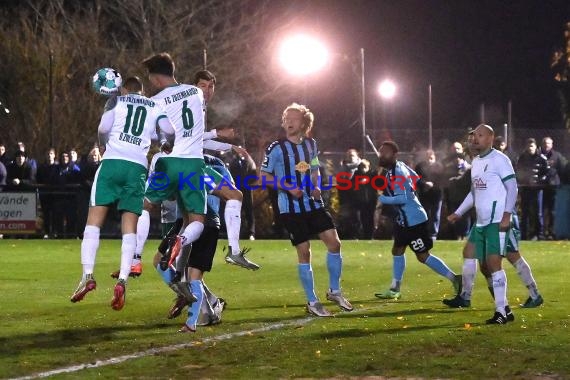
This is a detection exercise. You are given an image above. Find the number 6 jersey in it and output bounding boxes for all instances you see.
[151,84,205,159]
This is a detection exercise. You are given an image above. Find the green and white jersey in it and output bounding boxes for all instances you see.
[151,84,205,159]
[471,148,516,226]
[99,93,173,168]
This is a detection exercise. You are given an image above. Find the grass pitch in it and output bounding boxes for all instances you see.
[1,239,569,379]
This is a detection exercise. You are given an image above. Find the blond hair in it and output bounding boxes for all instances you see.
[282,103,314,135]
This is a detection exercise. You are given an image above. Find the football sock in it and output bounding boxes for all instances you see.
[461,258,477,300]
[180,221,204,247]
[119,233,136,281]
[155,263,174,285]
[298,263,318,303]
[492,269,508,316]
[186,280,204,327]
[326,252,342,292]
[81,225,100,276]
[200,292,215,317]
[134,210,150,263]
[225,199,242,255]
[424,254,456,281]
[175,244,192,274]
[135,210,150,259]
[202,281,219,306]
[158,218,183,254]
[512,258,540,299]
[391,255,406,291]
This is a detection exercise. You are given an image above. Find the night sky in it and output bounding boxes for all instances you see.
[278,0,570,147]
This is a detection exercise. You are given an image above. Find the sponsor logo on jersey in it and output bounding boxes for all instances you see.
[473,177,487,190]
[295,161,310,172]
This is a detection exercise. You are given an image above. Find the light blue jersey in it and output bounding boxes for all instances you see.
[379,161,427,228]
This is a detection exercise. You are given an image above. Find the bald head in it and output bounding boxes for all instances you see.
[472,124,495,153]
[475,124,494,136]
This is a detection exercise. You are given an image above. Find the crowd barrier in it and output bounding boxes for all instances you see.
[1,183,569,239]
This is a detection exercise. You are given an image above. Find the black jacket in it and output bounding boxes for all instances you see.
[516,151,549,186]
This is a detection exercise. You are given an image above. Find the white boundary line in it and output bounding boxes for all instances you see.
[9,317,314,380]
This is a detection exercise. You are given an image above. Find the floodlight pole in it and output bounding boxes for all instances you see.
[49,50,54,148]
[203,49,207,70]
[360,48,366,155]
[428,84,433,150]
[507,99,512,147]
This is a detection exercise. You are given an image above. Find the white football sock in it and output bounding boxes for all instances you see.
[119,233,136,281]
[200,292,215,317]
[175,244,192,276]
[225,199,242,254]
[133,210,150,264]
[461,258,477,300]
[492,270,508,316]
[202,281,219,306]
[81,225,100,276]
[180,221,204,247]
[512,258,540,299]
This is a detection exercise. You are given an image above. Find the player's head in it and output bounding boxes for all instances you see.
[194,70,216,103]
[141,52,175,89]
[121,76,143,95]
[281,103,314,136]
[378,140,399,167]
[472,124,494,151]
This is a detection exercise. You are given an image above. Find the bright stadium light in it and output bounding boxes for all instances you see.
[279,35,329,75]
[378,79,396,100]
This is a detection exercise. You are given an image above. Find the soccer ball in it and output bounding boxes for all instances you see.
[92,67,122,96]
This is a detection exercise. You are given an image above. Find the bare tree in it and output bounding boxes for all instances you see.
[0,0,304,158]
[552,21,570,130]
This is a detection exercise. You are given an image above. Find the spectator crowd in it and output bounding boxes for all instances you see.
[336,133,569,241]
[1,131,569,241]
